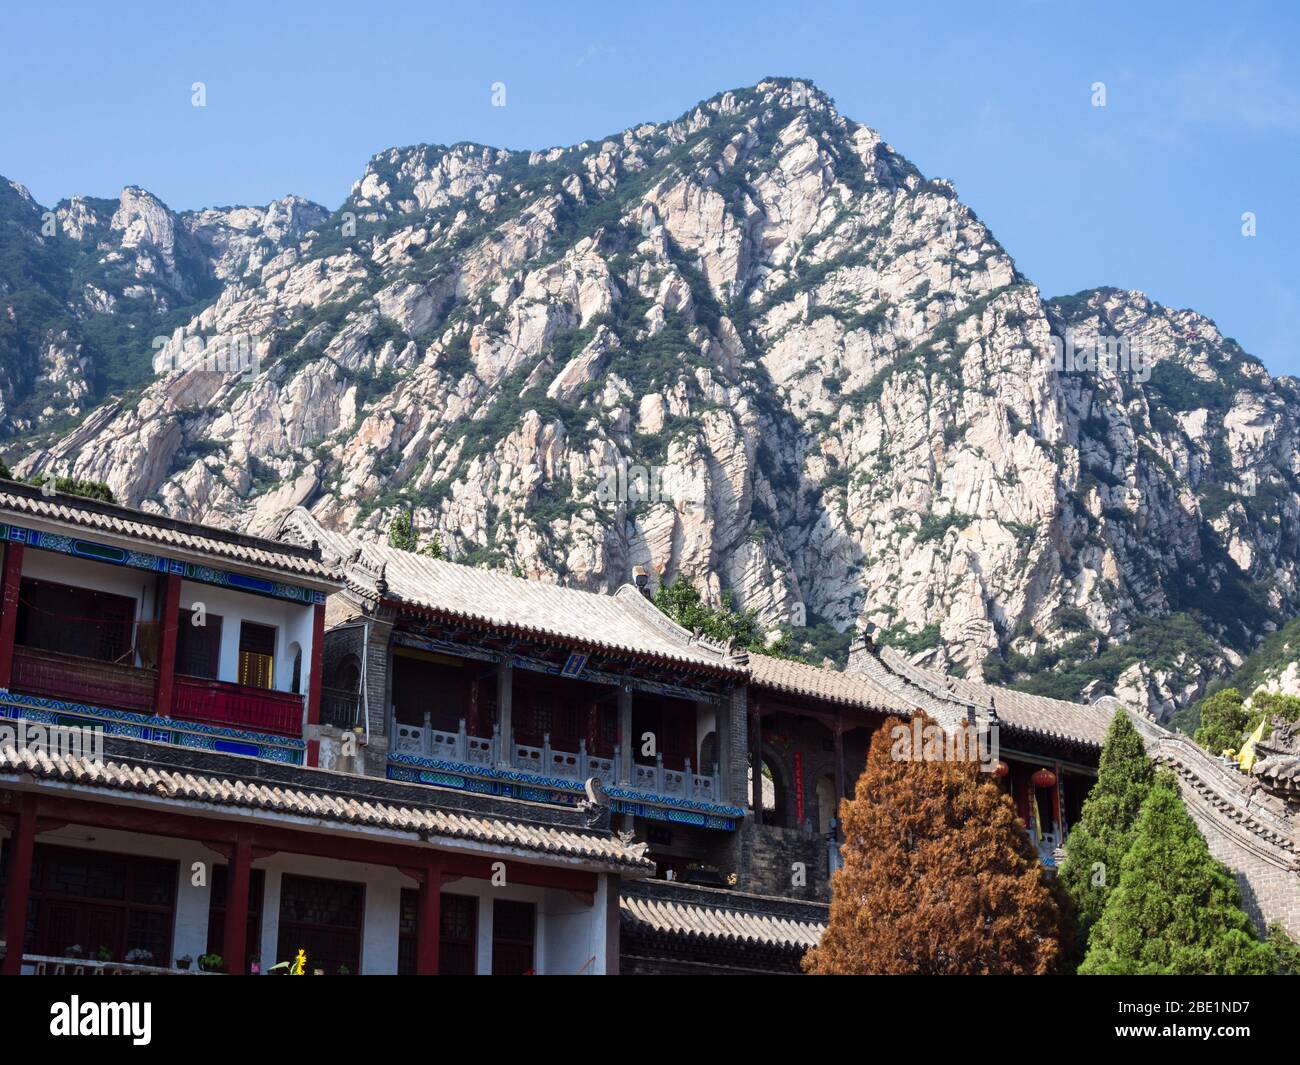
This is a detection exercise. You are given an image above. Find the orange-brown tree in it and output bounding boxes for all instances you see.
[803,716,1072,974]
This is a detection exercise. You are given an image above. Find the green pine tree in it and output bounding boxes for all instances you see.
[1194,688,1248,755]
[387,510,417,551]
[1079,773,1275,974]
[1269,923,1300,975]
[1058,710,1154,952]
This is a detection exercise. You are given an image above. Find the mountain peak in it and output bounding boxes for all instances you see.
[1,82,1292,723]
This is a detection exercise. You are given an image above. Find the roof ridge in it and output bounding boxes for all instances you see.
[2,479,321,560]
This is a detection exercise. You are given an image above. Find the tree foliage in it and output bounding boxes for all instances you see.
[1194,687,1248,755]
[1268,923,1300,975]
[1079,773,1275,974]
[803,716,1071,975]
[387,510,446,559]
[652,577,767,651]
[387,511,418,551]
[28,474,115,503]
[1059,711,1155,952]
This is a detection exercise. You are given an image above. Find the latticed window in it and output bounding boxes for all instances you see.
[16,578,136,663]
[397,890,478,975]
[1,845,178,962]
[276,874,363,975]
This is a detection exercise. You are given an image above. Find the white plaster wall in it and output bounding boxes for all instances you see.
[450,875,605,975]
[178,581,315,695]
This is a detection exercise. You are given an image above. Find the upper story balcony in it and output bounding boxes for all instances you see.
[0,483,339,763]
[380,646,737,821]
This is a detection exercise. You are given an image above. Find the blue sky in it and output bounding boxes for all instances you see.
[2,1,1296,373]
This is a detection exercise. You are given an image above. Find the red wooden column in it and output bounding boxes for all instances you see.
[0,542,24,691]
[415,853,443,975]
[222,829,252,975]
[748,700,763,826]
[304,602,326,767]
[154,573,182,717]
[1,793,38,975]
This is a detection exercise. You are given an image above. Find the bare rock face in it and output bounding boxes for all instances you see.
[5,79,1298,718]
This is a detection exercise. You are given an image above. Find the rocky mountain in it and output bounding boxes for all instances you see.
[3,78,1297,719]
[0,178,327,435]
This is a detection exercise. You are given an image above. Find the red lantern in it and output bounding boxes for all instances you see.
[994,760,1009,778]
[1031,767,1057,789]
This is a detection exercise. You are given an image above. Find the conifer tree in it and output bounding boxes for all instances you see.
[1080,773,1275,974]
[387,510,417,551]
[1058,710,1154,949]
[803,716,1069,975]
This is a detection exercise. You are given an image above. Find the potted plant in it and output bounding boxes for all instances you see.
[175,954,192,971]
[95,946,113,963]
[198,952,223,973]
[125,948,154,966]
[337,964,351,976]
[64,945,85,960]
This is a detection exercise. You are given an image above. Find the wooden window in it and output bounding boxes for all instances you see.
[276,874,363,976]
[15,578,136,664]
[176,610,223,679]
[491,900,535,975]
[0,844,177,964]
[238,622,276,690]
[398,890,478,975]
[391,653,467,732]
[205,866,265,975]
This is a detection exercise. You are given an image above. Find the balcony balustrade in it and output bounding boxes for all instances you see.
[393,716,719,802]
[6,645,308,740]
[10,645,156,714]
[173,676,305,737]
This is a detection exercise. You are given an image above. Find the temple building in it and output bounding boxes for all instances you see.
[0,486,646,976]
[3,488,1295,976]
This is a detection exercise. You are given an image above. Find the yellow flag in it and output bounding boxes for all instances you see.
[1238,717,1267,773]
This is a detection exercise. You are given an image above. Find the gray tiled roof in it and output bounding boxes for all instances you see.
[620,892,825,950]
[0,483,338,585]
[748,652,914,714]
[282,509,743,674]
[0,742,654,872]
[877,649,1117,748]
[751,643,1115,749]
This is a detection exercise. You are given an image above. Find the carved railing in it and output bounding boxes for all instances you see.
[632,755,717,801]
[392,717,718,800]
[173,676,305,737]
[10,645,156,714]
